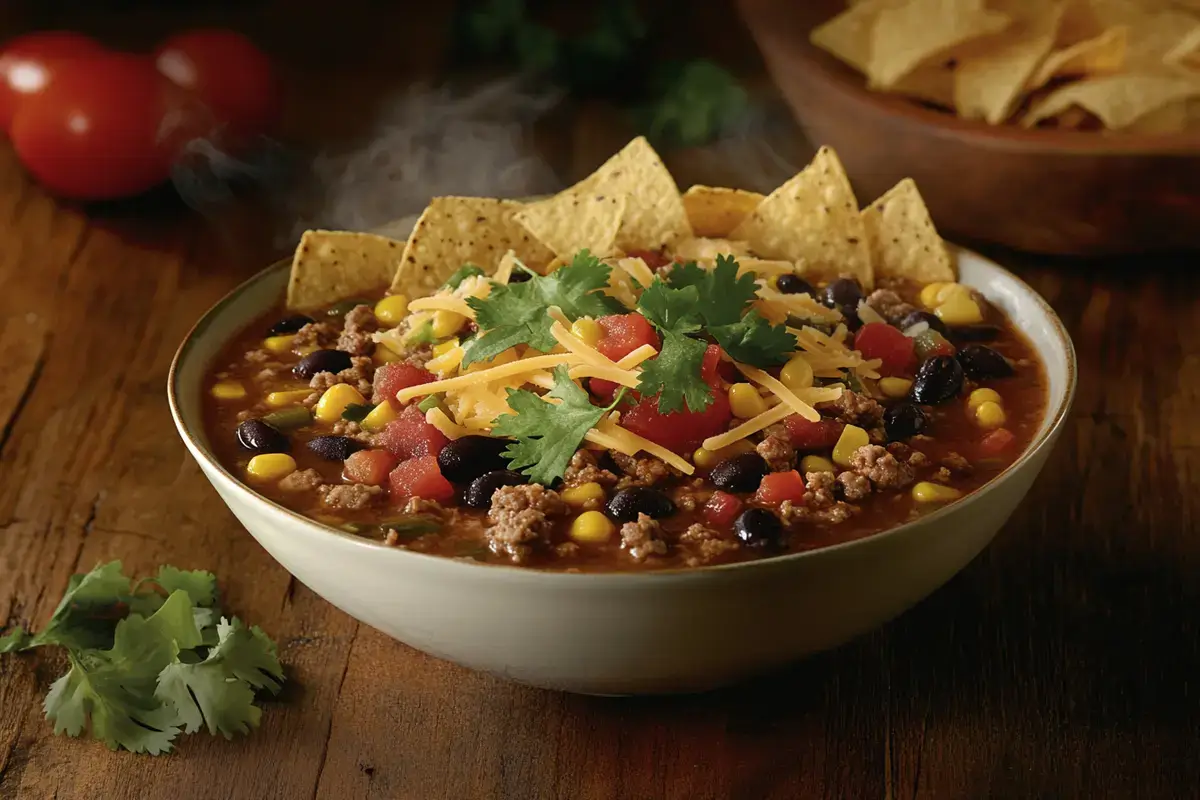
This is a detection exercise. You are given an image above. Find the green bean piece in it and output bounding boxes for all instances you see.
[261,407,312,430]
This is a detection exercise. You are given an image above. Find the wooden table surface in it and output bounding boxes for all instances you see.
[2,4,1200,799]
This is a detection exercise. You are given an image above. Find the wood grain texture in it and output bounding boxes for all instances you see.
[1,3,1199,799]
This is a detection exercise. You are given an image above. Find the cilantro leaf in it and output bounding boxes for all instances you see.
[0,628,29,653]
[463,250,626,366]
[443,264,485,290]
[681,254,760,325]
[710,310,797,367]
[155,617,284,739]
[634,279,713,413]
[27,561,133,652]
[492,365,623,485]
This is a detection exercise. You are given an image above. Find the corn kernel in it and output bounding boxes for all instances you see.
[263,334,296,353]
[431,310,467,339]
[800,455,836,474]
[361,400,399,432]
[693,447,721,469]
[729,383,768,419]
[313,384,367,423]
[571,317,602,347]
[779,356,814,392]
[296,345,318,357]
[432,338,460,358]
[912,481,963,503]
[562,481,605,508]
[693,441,756,469]
[210,381,246,401]
[974,400,1007,430]
[374,345,402,364]
[967,387,1003,410]
[246,453,297,482]
[878,377,913,398]
[934,292,983,326]
[374,294,409,327]
[832,424,869,468]
[265,389,312,408]
[569,510,616,544]
[919,282,949,308]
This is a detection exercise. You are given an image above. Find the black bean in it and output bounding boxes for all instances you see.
[236,419,288,455]
[776,274,815,296]
[709,453,768,493]
[267,314,315,336]
[898,309,950,338]
[294,349,352,380]
[820,277,863,310]
[507,270,532,284]
[437,435,510,484]
[734,508,783,547]
[884,402,928,441]
[465,470,528,509]
[605,487,675,522]
[948,324,1001,343]
[910,355,964,404]
[956,344,1014,380]
[307,435,363,461]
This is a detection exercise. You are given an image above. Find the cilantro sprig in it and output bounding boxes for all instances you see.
[0,562,283,754]
[463,250,626,366]
[492,365,625,485]
[634,280,713,414]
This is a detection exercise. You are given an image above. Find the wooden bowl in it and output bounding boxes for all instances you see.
[736,0,1200,256]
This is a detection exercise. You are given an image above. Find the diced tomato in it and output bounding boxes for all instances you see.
[855,322,917,377]
[377,405,449,460]
[343,449,398,486]
[373,363,436,407]
[387,456,455,502]
[699,344,736,385]
[754,470,806,506]
[978,427,1016,456]
[621,389,732,453]
[596,313,660,362]
[704,491,743,528]
[624,249,668,269]
[784,415,845,451]
[588,377,620,404]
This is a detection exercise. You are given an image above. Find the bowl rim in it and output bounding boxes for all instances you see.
[751,2,1200,156]
[167,248,1077,584]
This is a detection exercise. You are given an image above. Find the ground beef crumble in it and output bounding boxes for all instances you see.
[678,523,740,566]
[244,349,271,364]
[756,434,795,472]
[671,479,711,512]
[612,453,673,488]
[865,289,917,325]
[310,355,374,396]
[819,390,885,429]
[331,419,376,445]
[620,513,668,562]
[485,484,566,563]
[804,471,838,509]
[780,498,857,525]
[319,483,382,510]
[403,497,447,517]
[336,304,378,356]
[562,449,619,488]
[941,452,973,475]
[278,468,323,492]
[850,444,916,489]
[293,321,336,349]
[837,471,872,501]
[404,344,434,369]
[886,442,929,468]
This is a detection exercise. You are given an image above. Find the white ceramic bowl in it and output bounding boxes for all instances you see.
[168,240,1076,695]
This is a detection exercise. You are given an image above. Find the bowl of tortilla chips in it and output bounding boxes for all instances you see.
[737,0,1200,256]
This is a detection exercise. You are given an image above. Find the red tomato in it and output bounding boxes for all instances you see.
[588,377,619,404]
[10,52,198,200]
[703,491,743,528]
[784,415,845,451]
[155,29,279,143]
[701,344,738,385]
[388,456,455,503]
[596,313,660,362]
[620,388,732,453]
[343,449,399,486]
[0,32,104,133]
[624,249,668,270]
[373,363,436,407]
[978,427,1016,457]
[755,470,806,506]
[855,322,917,377]
[377,405,449,460]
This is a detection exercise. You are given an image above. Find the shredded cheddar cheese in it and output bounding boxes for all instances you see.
[395,353,574,403]
[617,256,655,288]
[406,295,477,318]
[616,344,657,369]
[701,404,792,452]
[734,362,820,421]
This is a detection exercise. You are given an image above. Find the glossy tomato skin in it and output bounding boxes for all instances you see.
[0,32,103,133]
[854,322,917,377]
[388,456,455,503]
[155,29,279,142]
[784,415,845,451]
[621,388,732,453]
[755,470,806,506]
[343,449,398,486]
[11,52,196,200]
[703,490,743,528]
[377,405,449,461]
[372,362,436,407]
[596,313,660,362]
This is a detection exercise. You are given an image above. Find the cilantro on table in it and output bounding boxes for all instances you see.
[492,365,625,486]
[0,561,283,754]
[635,255,796,413]
[462,250,626,366]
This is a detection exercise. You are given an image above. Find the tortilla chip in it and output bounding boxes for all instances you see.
[551,136,692,251]
[672,237,755,262]
[867,0,1011,89]
[287,230,404,311]
[1124,99,1190,133]
[954,3,1065,124]
[1103,5,1200,69]
[889,62,958,107]
[861,178,956,285]
[1165,25,1200,69]
[389,197,553,297]
[810,0,904,75]
[513,192,626,259]
[729,147,874,289]
[1029,24,1128,88]
[682,186,765,238]
[1023,72,1200,129]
